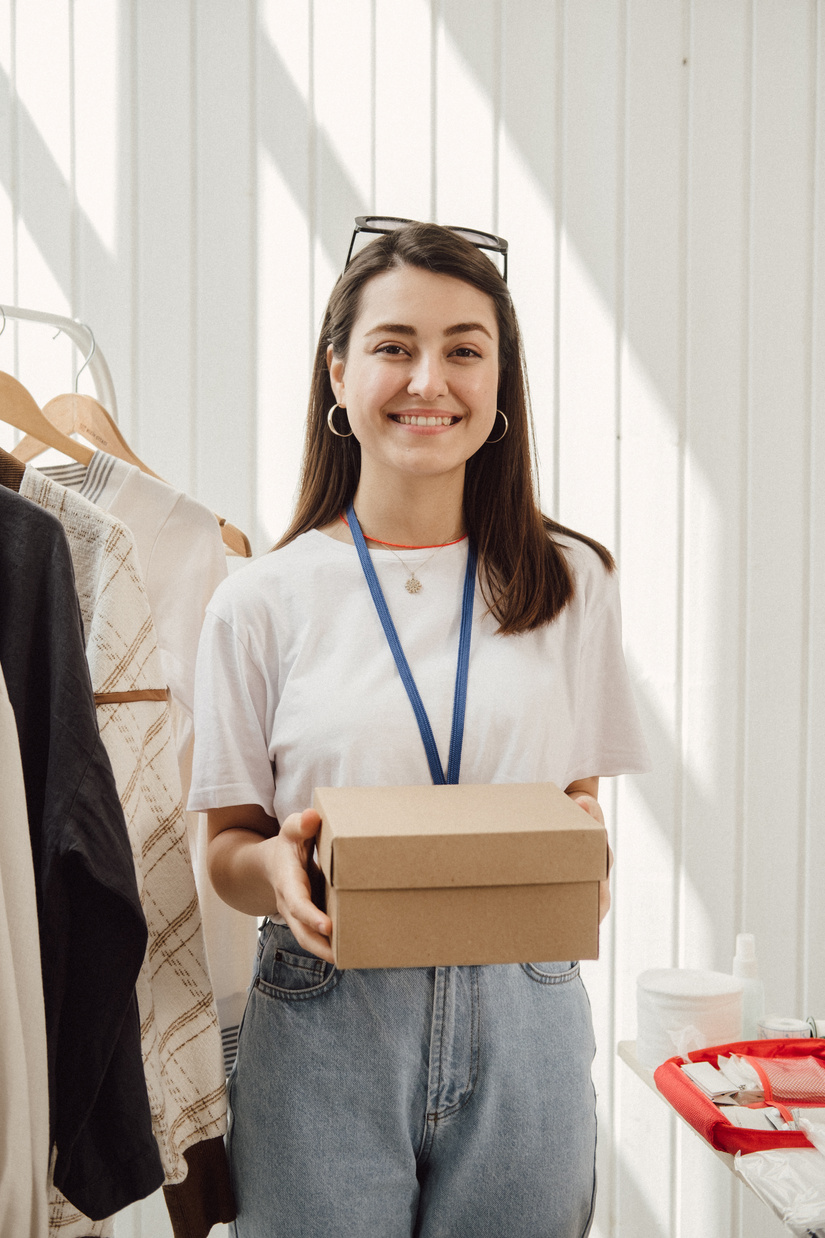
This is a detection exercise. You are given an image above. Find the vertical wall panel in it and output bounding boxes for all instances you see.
[14,0,74,402]
[73,0,133,421]
[805,0,825,1022]
[194,0,256,535]
[682,0,749,975]
[679,5,751,1233]
[133,0,194,490]
[257,0,314,546]
[436,0,498,231]
[498,0,559,508]
[743,0,814,1018]
[312,0,373,322]
[617,1,686,1234]
[558,5,621,559]
[374,0,433,220]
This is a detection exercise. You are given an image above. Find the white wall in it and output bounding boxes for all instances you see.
[1,3,823,1236]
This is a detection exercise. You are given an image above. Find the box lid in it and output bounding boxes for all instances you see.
[314,782,607,891]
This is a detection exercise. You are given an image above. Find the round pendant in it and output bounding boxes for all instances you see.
[405,575,423,594]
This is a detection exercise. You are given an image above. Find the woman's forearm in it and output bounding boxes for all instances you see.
[207,806,334,960]
[208,825,281,917]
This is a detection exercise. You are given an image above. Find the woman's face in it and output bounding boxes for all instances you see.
[327,264,500,488]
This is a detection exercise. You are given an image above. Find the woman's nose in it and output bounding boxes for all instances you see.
[407,353,448,400]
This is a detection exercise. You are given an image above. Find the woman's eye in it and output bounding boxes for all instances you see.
[451,347,481,359]
[376,343,407,356]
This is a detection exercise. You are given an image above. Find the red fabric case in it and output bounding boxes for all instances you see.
[653,1038,825,1155]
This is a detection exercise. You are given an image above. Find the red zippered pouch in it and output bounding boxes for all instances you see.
[653,1038,825,1155]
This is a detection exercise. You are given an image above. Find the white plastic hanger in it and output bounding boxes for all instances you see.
[2,308,251,556]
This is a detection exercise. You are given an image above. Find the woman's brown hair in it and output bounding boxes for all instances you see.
[275,222,614,634]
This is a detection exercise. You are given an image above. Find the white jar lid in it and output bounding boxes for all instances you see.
[637,968,744,1003]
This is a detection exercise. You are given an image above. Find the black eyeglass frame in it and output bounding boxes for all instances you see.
[345,215,509,283]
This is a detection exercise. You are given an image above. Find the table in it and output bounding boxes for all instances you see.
[616,1039,825,1234]
[617,1040,737,1172]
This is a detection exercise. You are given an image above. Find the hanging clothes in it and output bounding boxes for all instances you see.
[41,452,225,758]
[0,482,163,1219]
[43,452,258,1073]
[17,467,234,1238]
[0,662,50,1238]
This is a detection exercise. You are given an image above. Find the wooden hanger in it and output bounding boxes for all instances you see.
[0,371,93,465]
[14,392,163,477]
[10,388,252,557]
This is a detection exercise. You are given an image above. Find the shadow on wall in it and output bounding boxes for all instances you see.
[258,33,369,277]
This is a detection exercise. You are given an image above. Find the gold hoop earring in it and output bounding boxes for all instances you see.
[327,403,353,438]
[485,409,508,444]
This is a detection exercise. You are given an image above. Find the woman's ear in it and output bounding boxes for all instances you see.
[327,345,345,405]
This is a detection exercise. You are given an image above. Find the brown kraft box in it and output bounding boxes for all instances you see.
[313,782,608,969]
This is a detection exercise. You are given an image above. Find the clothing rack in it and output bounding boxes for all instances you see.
[0,304,118,419]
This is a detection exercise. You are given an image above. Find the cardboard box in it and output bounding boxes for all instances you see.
[314,782,608,969]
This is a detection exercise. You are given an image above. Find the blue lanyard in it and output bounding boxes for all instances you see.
[346,500,477,786]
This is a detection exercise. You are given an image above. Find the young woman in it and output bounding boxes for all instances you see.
[189,221,648,1238]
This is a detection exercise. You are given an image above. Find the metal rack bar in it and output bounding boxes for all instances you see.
[0,304,118,420]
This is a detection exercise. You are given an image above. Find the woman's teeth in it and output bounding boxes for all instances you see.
[393,415,456,426]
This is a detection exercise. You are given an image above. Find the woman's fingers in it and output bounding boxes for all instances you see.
[568,793,612,923]
[279,807,322,850]
[284,912,335,963]
[568,791,605,827]
[599,877,611,923]
[272,809,334,962]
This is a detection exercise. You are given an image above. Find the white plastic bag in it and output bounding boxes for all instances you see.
[796,1113,825,1158]
[733,1147,825,1237]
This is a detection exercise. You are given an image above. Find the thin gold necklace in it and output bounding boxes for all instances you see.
[383,543,450,594]
[340,512,466,594]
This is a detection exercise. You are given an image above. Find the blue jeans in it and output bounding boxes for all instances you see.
[227,920,597,1238]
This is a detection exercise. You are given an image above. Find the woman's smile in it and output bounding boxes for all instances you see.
[387,411,462,430]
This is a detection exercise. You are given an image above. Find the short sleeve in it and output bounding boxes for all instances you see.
[188,609,277,814]
[564,567,650,784]
[145,492,227,726]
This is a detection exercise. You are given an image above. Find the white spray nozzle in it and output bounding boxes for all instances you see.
[733,933,758,979]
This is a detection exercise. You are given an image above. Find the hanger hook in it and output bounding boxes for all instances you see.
[75,323,96,392]
[0,305,6,338]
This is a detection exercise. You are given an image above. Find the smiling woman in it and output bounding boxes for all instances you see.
[280,222,615,634]
[187,221,649,1238]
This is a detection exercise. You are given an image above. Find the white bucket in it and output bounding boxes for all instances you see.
[636,969,744,1069]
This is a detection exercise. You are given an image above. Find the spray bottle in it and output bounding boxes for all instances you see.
[733,933,765,1040]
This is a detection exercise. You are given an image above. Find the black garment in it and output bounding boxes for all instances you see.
[0,485,163,1218]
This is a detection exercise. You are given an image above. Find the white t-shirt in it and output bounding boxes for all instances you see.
[42,452,228,756]
[188,530,648,822]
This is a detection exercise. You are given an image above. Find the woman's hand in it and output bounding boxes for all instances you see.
[206,804,334,963]
[268,809,334,963]
[564,780,613,924]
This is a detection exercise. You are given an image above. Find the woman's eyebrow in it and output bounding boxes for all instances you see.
[444,321,493,339]
[364,321,493,339]
[365,323,416,336]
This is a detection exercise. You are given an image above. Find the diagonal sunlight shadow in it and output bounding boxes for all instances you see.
[0,64,119,305]
[257,34,370,282]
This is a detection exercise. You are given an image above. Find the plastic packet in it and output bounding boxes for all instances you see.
[717,1054,762,1091]
[795,1112,825,1158]
[733,1147,825,1237]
